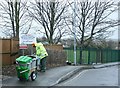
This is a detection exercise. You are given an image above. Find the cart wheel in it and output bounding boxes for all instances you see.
[31,71,37,81]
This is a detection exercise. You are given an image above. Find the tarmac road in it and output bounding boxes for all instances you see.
[57,66,119,86]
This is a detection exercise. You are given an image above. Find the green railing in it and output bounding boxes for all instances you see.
[64,47,120,64]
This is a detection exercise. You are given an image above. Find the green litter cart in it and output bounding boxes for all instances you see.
[16,55,40,81]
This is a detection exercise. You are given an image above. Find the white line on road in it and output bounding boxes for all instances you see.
[64,69,89,84]
[73,70,89,79]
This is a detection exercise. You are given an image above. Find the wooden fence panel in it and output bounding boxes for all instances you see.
[1,39,19,65]
[0,40,2,54]
[2,54,11,65]
[0,54,2,67]
[0,39,11,54]
[11,39,19,53]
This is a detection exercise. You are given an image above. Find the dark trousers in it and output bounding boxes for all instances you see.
[40,57,46,71]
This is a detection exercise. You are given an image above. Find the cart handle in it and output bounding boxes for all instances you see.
[20,69,29,74]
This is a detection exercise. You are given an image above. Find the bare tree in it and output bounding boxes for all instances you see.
[28,0,69,44]
[68,0,118,47]
[67,0,119,64]
[0,0,32,38]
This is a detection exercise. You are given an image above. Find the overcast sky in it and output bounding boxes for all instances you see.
[0,0,119,40]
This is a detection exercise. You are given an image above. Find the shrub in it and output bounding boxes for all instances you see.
[46,49,67,69]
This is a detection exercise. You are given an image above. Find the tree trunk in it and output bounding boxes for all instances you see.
[15,1,20,40]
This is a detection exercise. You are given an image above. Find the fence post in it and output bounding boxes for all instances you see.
[88,48,90,64]
[10,39,12,64]
[79,47,82,64]
[119,50,120,61]
[106,49,108,63]
[96,49,97,64]
[96,48,99,64]
[100,49,103,63]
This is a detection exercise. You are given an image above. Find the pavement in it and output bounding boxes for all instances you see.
[1,62,120,87]
[92,62,120,69]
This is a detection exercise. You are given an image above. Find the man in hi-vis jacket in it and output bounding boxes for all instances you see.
[32,42,48,72]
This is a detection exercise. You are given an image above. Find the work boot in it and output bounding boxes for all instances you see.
[40,66,46,72]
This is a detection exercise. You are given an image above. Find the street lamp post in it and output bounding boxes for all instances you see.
[73,0,77,65]
[118,2,120,50]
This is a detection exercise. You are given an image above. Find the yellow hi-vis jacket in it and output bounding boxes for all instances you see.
[35,42,48,59]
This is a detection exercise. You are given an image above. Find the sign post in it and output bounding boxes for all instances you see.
[19,34,36,55]
[20,34,36,45]
[19,45,28,55]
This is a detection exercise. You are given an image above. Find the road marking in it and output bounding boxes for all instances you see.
[73,70,89,79]
[64,69,89,83]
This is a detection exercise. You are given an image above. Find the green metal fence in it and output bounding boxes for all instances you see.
[64,47,120,64]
